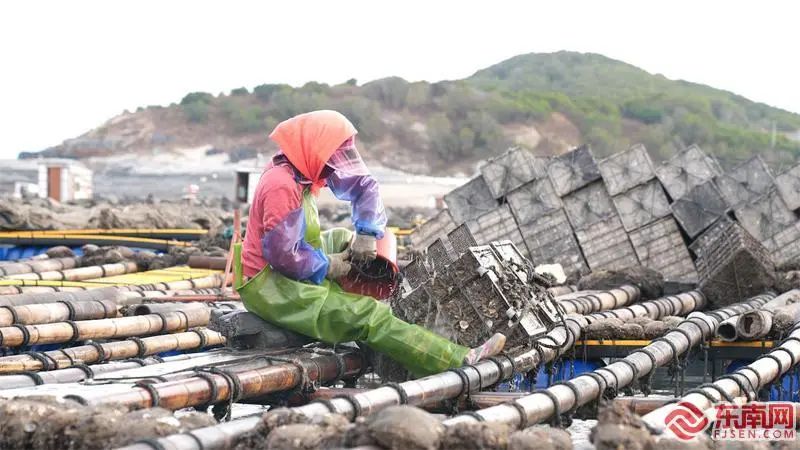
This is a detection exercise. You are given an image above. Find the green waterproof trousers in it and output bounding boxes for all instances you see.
[235,190,468,377]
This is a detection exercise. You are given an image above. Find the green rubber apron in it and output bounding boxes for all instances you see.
[234,189,468,377]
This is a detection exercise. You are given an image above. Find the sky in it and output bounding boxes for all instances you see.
[0,0,798,159]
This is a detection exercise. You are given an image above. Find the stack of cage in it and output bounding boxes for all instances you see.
[602,144,697,282]
[553,146,637,271]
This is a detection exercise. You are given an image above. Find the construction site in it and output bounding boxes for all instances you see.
[0,139,797,450]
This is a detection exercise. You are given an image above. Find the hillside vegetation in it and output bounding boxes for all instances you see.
[32,51,800,174]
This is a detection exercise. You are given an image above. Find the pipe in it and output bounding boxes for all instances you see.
[737,289,800,340]
[0,351,222,389]
[0,257,79,277]
[77,350,364,410]
[442,292,773,429]
[0,308,210,348]
[0,328,224,373]
[716,316,739,342]
[139,291,705,450]
[716,289,800,341]
[556,285,640,315]
[642,315,800,438]
[4,261,139,281]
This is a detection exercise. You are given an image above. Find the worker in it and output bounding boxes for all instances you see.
[235,110,505,377]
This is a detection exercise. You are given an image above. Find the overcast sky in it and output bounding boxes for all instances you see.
[1,0,798,159]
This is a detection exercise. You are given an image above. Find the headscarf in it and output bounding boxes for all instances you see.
[269,110,357,194]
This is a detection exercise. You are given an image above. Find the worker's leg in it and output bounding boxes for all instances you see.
[320,283,469,377]
[317,227,469,376]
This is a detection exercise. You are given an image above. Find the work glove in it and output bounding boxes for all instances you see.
[326,252,352,280]
[351,234,378,265]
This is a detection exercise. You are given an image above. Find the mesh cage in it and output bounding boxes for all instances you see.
[629,216,697,282]
[479,148,550,199]
[546,145,602,196]
[447,224,477,257]
[775,163,800,211]
[597,143,656,195]
[689,215,735,258]
[443,176,498,224]
[519,208,588,276]
[670,180,728,238]
[574,215,639,271]
[696,221,775,308]
[734,189,798,242]
[716,156,775,208]
[408,209,455,250]
[612,179,671,232]
[656,145,721,200]
[563,180,616,231]
[507,176,562,225]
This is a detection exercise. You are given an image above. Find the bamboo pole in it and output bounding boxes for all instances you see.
[76,350,363,410]
[441,292,773,429]
[5,261,139,281]
[0,285,89,295]
[0,287,126,307]
[0,276,224,306]
[137,291,707,450]
[139,294,241,303]
[0,351,222,389]
[119,288,225,300]
[0,308,210,348]
[642,316,800,438]
[0,328,224,373]
[0,299,118,326]
[0,257,79,277]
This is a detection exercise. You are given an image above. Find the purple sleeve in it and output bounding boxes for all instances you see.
[327,172,387,238]
[261,207,329,284]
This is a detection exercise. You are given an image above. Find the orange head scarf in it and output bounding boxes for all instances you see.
[269,110,357,194]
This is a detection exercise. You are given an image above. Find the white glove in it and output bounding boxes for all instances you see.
[326,252,351,280]
[351,234,378,264]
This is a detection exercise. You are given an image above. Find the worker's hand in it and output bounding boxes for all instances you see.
[351,234,378,265]
[326,252,352,280]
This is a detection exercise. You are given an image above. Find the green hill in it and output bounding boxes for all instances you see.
[467,51,800,164]
[34,51,800,175]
